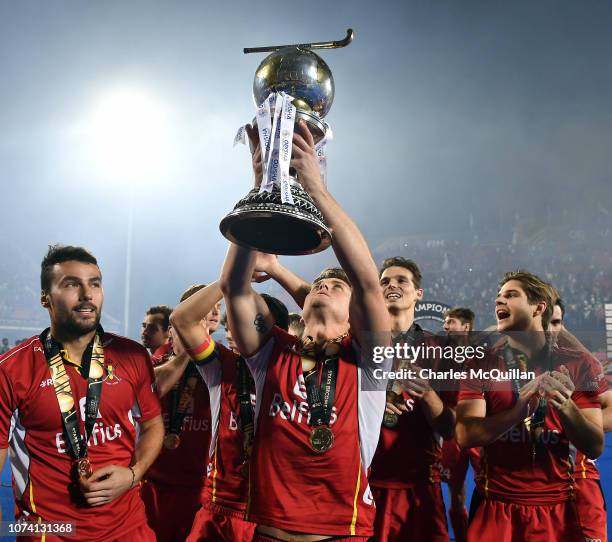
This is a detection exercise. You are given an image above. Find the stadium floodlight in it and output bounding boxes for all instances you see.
[83,86,176,337]
[86,87,175,181]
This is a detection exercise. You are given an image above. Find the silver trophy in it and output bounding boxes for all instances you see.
[219,29,354,255]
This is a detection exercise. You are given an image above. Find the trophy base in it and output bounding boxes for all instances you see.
[220,183,331,255]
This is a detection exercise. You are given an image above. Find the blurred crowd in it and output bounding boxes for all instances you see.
[1,227,610,351]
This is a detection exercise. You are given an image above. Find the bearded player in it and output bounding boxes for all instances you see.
[369,257,456,542]
[549,296,611,542]
[0,245,163,541]
[457,271,604,541]
[141,305,173,362]
[220,120,391,541]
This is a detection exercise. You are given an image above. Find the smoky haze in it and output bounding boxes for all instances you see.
[0,1,610,343]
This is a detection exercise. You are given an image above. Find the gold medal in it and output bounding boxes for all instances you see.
[382,411,399,428]
[88,360,105,380]
[163,433,181,450]
[324,342,341,357]
[77,457,93,480]
[57,392,74,413]
[309,426,334,453]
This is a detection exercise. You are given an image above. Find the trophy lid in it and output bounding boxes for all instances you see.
[247,29,354,118]
[253,47,334,118]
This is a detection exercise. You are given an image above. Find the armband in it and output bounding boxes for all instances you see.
[187,337,216,364]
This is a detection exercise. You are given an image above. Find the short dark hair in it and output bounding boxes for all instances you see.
[312,267,350,287]
[261,294,289,331]
[444,307,475,328]
[180,284,206,303]
[499,270,556,329]
[288,312,305,336]
[379,257,422,289]
[288,312,303,327]
[41,245,98,292]
[555,297,565,319]
[146,305,173,331]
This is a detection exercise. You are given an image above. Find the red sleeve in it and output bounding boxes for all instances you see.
[458,386,484,402]
[572,352,606,409]
[133,348,162,422]
[459,356,488,402]
[0,366,17,448]
[595,360,609,396]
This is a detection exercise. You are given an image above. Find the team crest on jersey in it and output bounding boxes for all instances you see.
[103,361,122,385]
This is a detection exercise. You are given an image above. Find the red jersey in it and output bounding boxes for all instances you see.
[440,438,481,489]
[370,333,458,487]
[573,359,608,481]
[573,450,599,480]
[196,343,249,512]
[151,342,172,365]
[0,333,161,541]
[146,357,211,491]
[245,327,386,537]
[459,345,603,505]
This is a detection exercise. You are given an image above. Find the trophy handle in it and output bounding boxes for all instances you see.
[244,28,354,54]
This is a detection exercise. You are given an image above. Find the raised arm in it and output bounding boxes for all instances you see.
[169,281,223,350]
[253,253,312,309]
[151,282,225,394]
[291,121,390,346]
[220,244,275,356]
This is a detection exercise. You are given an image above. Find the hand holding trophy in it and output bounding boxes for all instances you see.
[220,29,354,255]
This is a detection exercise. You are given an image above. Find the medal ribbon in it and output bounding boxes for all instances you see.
[503,342,550,463]
[236,357,255,460]
[383,324,424,427]
[40,327,105,461]
[302,339,341,428]
[167,362,199,437]
[386,323,424,393]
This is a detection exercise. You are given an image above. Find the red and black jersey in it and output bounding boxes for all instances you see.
[146,355,211,493]
[0,333,161,541]
[196,343,250,512]
[244,326,386,537]
[459,344,603,505]
[370,330,459,487]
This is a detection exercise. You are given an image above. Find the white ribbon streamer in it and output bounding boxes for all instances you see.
[261,93,283,193]
[235,92,333,196]
[233,125,248,147]
[256,95,273,184]
[314,121,332,185]
[278,92,296,204]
